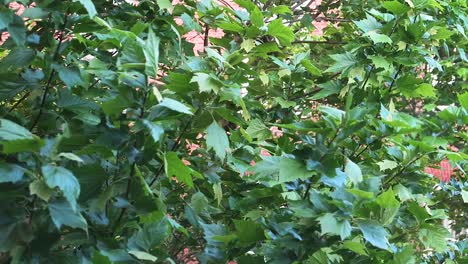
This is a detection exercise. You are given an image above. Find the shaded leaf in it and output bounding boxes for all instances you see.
[49,200,88,231]
[42,165,81,212]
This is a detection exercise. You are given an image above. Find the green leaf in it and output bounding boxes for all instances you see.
[0,119,43,153]
[347,188,374,199]
[269,5,293,14]
[0,162,24,183]
[241,39,256,52]
[143,120,164,143]
[383,1,410,15]
[394,183,413,201]
[311,81,341,100]
[457,92,468,109]
[48,200,88,231]
[0,119,34,141]
[393,246,416,264]
[306,249,329,264]
[358,220,389,249]
[92,251,112,264]
[128,218,169,251]
[143,28,160,78]
[181,13,202,31]
[42,165,81,212]
[279,158,310,183]
[20,8,49,19]
[418,224,450,253]
[206,121,230,161]
[128,250,158,262]
[318,213,352,240]
[377,160,398,171]
[354,14,382,33]
[234,220,265,244]
[369,56,392,70]
[74,0,97,18]
[461,190,468,203]
[413,83,436,98]
[268,19,295,46]
[343,238,368,256]
[6,15,27,45]
[157,0,174,11]
[0,47,35,71]
[165,152,195,187]
[53,65,83,88]
[246,119,271,141]
[158,98,193,115]
[73,112,101,126]
[250,8,264,28]
[29,180,53,202]
[366,31,393,44]
[345,159,363,185]
[217,21,244,33]
[325,52,358,73]
[213,182,222,206]
[0,9,13,29]
[376,188,400,225]
[301,59,322,76]
[190,73,223,94]
[130,165,159,212]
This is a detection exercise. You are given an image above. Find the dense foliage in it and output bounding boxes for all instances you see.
[0,0,467,263]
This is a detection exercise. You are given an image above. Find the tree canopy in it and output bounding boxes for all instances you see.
[0,0,467,263]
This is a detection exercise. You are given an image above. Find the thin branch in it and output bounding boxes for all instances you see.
[30,12,69,131]
[29,68,56,130]
[8,91,31,113]
[113,163,136,233]
[315,17,352,22]
[149,115,194,187]
[360,65,375,90]
[203,23,209,49]
[383,154,425,186]
[388,64,403,92]
[292,40,346,45]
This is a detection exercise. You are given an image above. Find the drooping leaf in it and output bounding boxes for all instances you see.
[345,159,363,185]
[0,162,24,183]
[143,28,160,78]
[130,165,159,212]
[29,180,53,202]
[206,121,230,161]
[74,0,97,18]
[0,119,43,153]
[42,165,81,212]
[143,120,164,143]
[158,98,193,115]
[48,200,88,231]
[358,220,389,249]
